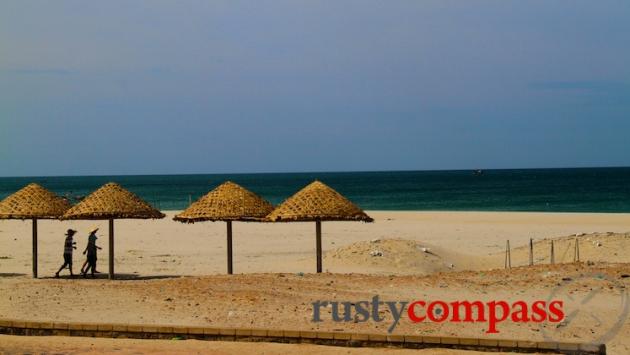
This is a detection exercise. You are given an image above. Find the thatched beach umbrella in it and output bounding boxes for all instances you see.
[0,183,72,278]
[267,180,373,273]
[173,181,274,274]
[61,182,165,279]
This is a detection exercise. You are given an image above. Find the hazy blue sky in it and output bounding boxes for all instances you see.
[1,1,629,177]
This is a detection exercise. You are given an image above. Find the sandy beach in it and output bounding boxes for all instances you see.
[1,211,630,354]
[1,211,629,276]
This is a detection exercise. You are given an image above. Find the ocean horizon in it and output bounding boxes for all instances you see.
[1,167,630,213]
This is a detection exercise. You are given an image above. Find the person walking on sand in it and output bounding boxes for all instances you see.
[81,228,101,274]
[55,229,77,278]
[82,229,102,278]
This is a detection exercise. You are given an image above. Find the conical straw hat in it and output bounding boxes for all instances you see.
[174,181,273,223]
[266,180,373,222]
[62,182,165,220]
[0,183,72,219]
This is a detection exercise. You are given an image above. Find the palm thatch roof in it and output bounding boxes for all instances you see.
[0,183,72,219]
[174,181,274,223]
[61,182,165,220]
[266,180,373,222]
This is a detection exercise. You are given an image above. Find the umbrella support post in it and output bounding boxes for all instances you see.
[109,219,114,280]
[226,221,233,275]
[316,220,322,273]
[32,219,38,278]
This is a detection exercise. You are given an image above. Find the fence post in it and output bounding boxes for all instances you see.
[529,238,534,266]
[505,240,511,269]
[574,237,580,262]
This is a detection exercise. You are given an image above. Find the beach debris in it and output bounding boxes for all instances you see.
[562,277,573,282]
[296,272,304,277]
[371,238,381,243]
[620,274,630,278]
[420,247,430,253]
[370,250,383,257]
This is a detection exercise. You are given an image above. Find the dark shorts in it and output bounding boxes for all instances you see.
[63,254,72,264]
[87,254,97,263]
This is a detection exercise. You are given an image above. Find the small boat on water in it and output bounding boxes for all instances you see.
[63,193,86,202]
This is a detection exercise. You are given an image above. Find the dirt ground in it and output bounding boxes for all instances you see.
[1,262,629,354]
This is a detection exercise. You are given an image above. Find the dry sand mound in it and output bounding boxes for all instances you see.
[323,233,630,275]
[324,238,488,275]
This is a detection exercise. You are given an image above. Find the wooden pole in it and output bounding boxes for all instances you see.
[550,240,555,264]
[529,238,534,266]
[32,219,38,278]
[577,238,580,262]
[226,221,233,275]
[505,240,511,269]
[574,237,580,262]
[109,219,114,279]
[503,240,507,269]
[316,220,322,273]
[507,240,511,269]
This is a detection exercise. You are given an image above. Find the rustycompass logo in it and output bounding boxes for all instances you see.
[312,295,565,333]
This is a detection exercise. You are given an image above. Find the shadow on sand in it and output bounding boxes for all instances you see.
[42,273,183,281]
[0,273,27,278]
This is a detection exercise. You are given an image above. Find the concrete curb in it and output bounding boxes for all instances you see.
[0,318,605,354]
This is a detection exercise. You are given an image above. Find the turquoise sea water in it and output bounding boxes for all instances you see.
[1,168,629,212]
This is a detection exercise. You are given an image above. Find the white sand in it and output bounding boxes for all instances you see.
[1,211,629,277]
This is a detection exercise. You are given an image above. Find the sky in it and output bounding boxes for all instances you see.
[1,0,629,177]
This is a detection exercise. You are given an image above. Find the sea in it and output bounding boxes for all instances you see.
[1,168,630,212]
